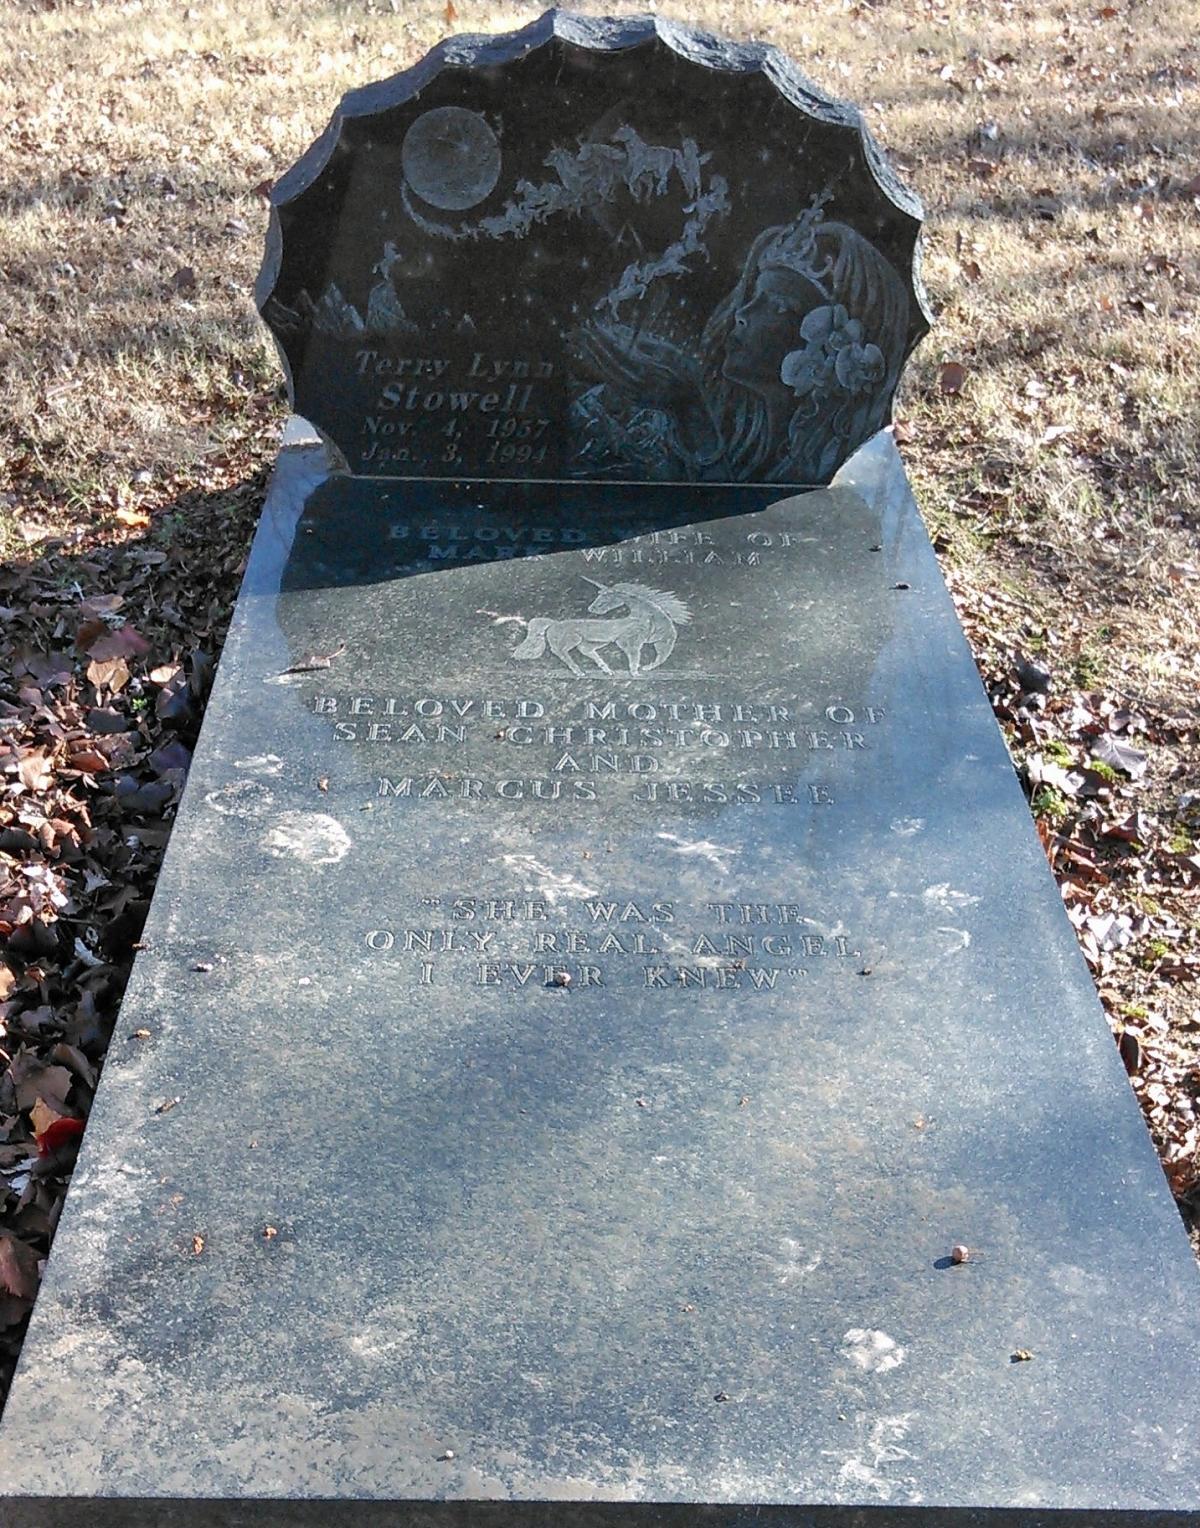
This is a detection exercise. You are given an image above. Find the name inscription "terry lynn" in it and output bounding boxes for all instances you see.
[354,351,556,384]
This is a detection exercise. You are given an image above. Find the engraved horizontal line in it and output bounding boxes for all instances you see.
[342,472,825,491]
[380,673,736,682]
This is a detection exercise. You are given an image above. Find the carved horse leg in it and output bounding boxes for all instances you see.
[616,636,648,676]
[575,643,614,674]
[547,633,586,676]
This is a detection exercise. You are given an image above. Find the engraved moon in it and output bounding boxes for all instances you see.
[401,106,501,211]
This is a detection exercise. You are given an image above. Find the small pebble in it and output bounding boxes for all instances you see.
[439,1450,455,1461]
[951,1244,970,1265]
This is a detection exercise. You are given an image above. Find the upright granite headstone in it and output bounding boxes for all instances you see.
[1,13,1198,1528]
[256,12,928,483]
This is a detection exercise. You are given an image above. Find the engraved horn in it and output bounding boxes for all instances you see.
[581,576,612,592]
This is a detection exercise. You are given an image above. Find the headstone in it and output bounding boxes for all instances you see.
[256,13,929,483]
[1,13,1198,1528]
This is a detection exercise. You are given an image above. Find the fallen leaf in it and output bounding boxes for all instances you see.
[1092,733,1148,779]
[67,748,111,775]
[0,1234,39,1303]
[939,361,967,396]
[87,655,131,692]
[36,1115,85,1158]
[87,625,151,661]
[29,1097,64,1139]
[11,1060,73,1114]
[17,752,53,793]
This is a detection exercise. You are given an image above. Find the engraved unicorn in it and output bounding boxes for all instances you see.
[511,578,691,677]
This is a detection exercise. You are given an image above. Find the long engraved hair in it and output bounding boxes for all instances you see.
[700,212,911,482]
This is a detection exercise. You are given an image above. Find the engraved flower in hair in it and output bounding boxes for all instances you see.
[834,339,886,394]
[780,343,835,401]
[800,303,853,347]
[780,303,884,402]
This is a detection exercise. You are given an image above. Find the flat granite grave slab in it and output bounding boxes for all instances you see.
[0,430,1198,1525]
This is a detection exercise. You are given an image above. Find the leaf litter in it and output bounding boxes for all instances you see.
[0,464,264,1403]
[951,573,1200,1236]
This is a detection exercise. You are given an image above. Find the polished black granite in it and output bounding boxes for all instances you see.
[0,432,1198,1525]
[257,11,930,484]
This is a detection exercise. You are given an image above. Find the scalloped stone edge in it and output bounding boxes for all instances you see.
[255,8,933,409]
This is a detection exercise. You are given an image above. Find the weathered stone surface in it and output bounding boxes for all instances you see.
[0,432,1198,1525]
[257,11,930,484]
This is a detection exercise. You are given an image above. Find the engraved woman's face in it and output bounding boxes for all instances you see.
[723,266,825,393]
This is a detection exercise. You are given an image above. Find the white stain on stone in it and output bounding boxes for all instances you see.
[206,780,273,818]
[347,1328,415,1361]
[935,925,972,952]
[261,812,351,866]
[67,1158,155,1283]
[890,817,925,836]
[501,854,596,904]
[655,832,736,875]
[835,1413,918,1500]
[770,1236,822,1286]
[843,1328,906,1373]
[233,753,284,776]
[1049,1263,1109,1300]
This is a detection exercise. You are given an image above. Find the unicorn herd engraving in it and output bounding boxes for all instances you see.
[510,578,692,676]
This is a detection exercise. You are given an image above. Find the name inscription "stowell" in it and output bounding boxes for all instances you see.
[355,349,557,470]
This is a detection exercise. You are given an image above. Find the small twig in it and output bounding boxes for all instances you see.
[280,641,346,675]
